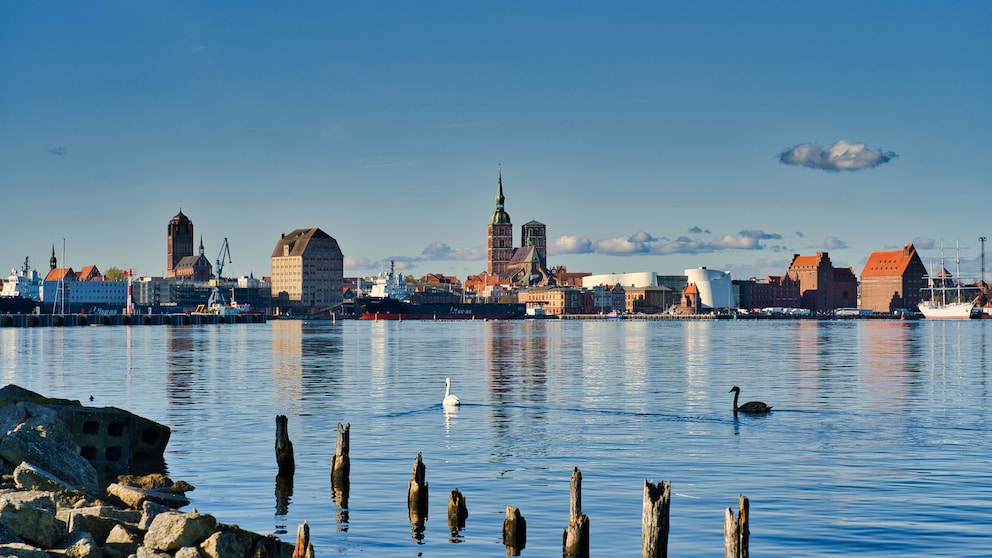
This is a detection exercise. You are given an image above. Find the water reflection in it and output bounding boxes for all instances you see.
[486,321,550,472]
[166,327,195,408]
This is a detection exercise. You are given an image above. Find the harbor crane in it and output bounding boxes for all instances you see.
[215,237,232,280]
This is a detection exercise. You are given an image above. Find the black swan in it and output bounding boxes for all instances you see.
[730,386,771,414]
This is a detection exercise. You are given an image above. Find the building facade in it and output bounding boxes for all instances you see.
[173,238,213,282]
[787,252,858,312]
[859,243,927,312]
[167,210,194,278]
[270,228,344,315]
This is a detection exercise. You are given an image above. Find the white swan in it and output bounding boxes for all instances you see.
[443,377,460,407]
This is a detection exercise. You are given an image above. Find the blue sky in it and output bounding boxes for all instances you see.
[2,2,990,282]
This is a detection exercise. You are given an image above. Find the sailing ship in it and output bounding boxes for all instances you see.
[918,241,979,320]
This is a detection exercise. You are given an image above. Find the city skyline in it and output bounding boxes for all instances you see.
[2,2,990,282]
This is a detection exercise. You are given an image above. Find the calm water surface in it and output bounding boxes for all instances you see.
[2,319,990,556]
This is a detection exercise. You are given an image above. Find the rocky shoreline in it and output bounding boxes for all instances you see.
[0,386,294,557]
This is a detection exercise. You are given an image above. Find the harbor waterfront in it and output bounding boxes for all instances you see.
[1,320,990,557]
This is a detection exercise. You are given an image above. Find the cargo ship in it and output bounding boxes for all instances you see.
[356,261,526,320]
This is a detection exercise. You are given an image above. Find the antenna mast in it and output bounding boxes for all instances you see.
[981,236,987,285]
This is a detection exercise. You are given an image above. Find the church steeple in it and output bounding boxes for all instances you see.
[489,169,511,226]
[487,168,513,275]
[50,245,57,270]
[199,236,205,256]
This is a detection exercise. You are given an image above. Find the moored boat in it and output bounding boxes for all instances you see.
[918,241,980,320]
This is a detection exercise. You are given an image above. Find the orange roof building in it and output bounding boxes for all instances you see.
[859,243,928,313]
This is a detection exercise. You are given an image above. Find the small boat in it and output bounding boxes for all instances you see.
[918,241,979,320]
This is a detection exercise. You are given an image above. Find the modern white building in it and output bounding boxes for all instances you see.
[582,271,657,289]
[684,267,735,309]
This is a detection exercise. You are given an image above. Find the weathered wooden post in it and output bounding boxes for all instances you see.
[292,520,314,558]
[275,415,295,477]
[562,467,589,558]
[330,422,350,499]
[502,504,526,556]
[448,487,469,535]
[724,494,749,558]
[407,452,429,540]
[642,480,671,558]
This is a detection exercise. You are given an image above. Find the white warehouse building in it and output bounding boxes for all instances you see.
[684,267,735,310]
[581,271,657,289]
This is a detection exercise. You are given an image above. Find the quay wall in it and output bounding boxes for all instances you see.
[0,312,267,328]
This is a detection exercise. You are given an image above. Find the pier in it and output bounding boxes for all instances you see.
[0,312,267,328]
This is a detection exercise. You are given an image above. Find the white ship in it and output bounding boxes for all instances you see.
[918,241,979,320]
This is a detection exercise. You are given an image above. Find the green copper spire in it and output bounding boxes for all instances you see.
[489,168,511,225]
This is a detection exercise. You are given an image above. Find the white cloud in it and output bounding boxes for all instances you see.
[595,235,650,255]
[779,140,897,171]
[551,235,594,255]
[824,236,849,249]
[420,242,484,261]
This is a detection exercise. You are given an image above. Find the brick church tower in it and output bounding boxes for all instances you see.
[487,170,513,275]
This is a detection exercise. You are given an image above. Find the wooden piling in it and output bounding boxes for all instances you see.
[275,415,295,477]
[502,505,526,556]
[330,422,350,497]
[292,520,314,558]
[642,480,671,558]
[562,467,589,558]
[448,487,469,533]
[724,494,749,558]
[407,452,429,539]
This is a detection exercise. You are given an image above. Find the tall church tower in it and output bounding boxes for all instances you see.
[487,170,513,275]
[167,210,194,277]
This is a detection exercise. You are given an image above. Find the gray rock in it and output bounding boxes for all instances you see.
[106,483,190,510]
[61,530,103,558]
[0,541,51,558]
[139,500,170,530]
[103,523,141,558]
[66,509,122,545]
[13,461,74,493]
[0,490,65,548]
[143,511,217,552]
[0,402,99,495]
[136,546,173,558]
[175,546,204,558]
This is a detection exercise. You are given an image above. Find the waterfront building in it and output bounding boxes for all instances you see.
[582,271,658,289]
[786,252,858,312]
[859,243,927,313]
[517,286,585,316]
[625,286,674,314]
[41,265,127,312]
[589,283,626,313]
[684,267,735,310]
[167,210,195,278]
[738,275,802,310]
[270,228,344,315]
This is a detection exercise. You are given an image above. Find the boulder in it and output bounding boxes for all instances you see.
[174,547,203,558]
[139,500,170,530]
[0,541,51,558]
[136,546,173,558]
[0,490,65,548]
[106,482,190,510]
[60,530,102,558]
[0,402,100,495]
[103,523,142,558]
[143,511,217,552]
